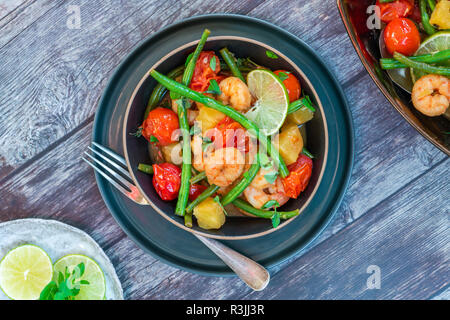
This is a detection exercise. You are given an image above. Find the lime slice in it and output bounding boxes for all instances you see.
[245,69,289,136]
[0,244,53,300]
[53,254,106,300]
[411,31,450,83]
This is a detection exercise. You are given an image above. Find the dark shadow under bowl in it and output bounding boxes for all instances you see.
[123,37,328,240]
[337,0,449,156]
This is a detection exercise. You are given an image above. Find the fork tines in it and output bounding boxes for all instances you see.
[82,143,134,197]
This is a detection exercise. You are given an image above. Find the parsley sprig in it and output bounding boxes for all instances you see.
[262,200,281,228]
[214,196,228,216]
[39,263,89,300]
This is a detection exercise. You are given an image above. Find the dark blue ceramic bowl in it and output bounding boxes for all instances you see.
[93,15,353,273]
[122,35,328,239]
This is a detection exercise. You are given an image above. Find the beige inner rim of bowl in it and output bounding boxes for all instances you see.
[122,35,329,240]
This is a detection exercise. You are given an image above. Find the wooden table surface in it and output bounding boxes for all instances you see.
[0,0,448,300]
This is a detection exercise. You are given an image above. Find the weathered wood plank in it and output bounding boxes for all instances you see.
[0,0,264,179]
[0,0,447,300]
[431,286,450,300]
[241,159,449,300]
[1,65,446,300]
[0,0,365,180]
[0,0,60,48]
[0,0,27,21]
[249,0,366,84]
[0,121,183,299]
[136,111,447,299]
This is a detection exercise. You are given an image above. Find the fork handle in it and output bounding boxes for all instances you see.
[194,234,270,291]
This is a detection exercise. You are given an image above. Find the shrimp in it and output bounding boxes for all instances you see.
[243,168,289,209]
[411,74,450,117]
[218,77,252,112]
[204,147,245,187]
[172,99,199,126]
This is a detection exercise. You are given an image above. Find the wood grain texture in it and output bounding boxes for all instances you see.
[0,0,60,48]
[0,0,265,179]
[0,0,27,20]
[242,159,449,300]
[0,0,448,300]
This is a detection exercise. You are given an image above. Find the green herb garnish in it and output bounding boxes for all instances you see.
[190,125,201,136]
[202,136,213,152]
[258,152,273,171]
[262,200,281,228]
[264,171,278,184]
[210,56,217,72]
[277,72,289,81]
[39,263,89,300]
[266,50,278,59]
[205,79,221,95]
[214,195,228,216]
[129,127,143,138]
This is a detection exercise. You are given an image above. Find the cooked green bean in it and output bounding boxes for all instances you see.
[190,171,207,184]
[420,0,435,35]
[393,52,450,76]
[186,185,220,214]
[174,29,211,216]
[302,147,314,159]
[149,70,290,178]
[145,65,185,119]
[184,212,193,228]
[220,48,246,82]
[220,62,253,73]
[427,0,436,11]
[183,29,210,86]
[287,96,316,114]
[137,163,154,174]
[232,198,300,220]
[380,49,450,69]
[221,163,260,206]
[174,100,192,216]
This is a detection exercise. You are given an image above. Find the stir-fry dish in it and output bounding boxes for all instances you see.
[134,29,317,231]
[377,0,450,117]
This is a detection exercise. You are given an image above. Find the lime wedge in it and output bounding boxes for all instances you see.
[53,254,106,300]
[411,31,450,83]
[246,69,289,136]
[0,244,53,300]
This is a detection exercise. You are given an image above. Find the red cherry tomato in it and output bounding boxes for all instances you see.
[205,116,250,153]
[282,154,313,199]
[152,163,181,201]
[376,0,414,23]
[190,51,221,92]
[188,184,208,201]
[384,18,420,56]
[274,70,301,102]
[142,107,180,146]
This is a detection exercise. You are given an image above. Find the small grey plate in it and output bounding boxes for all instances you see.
[0,219,123,300]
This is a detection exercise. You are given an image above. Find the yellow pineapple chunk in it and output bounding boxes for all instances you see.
[193,197,226,230]
[430,1,450,29]
[287,106,314,125]
[196,105,226,135]
[274,122,303,165]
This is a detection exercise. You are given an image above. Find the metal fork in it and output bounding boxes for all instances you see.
[83,142,270,291]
